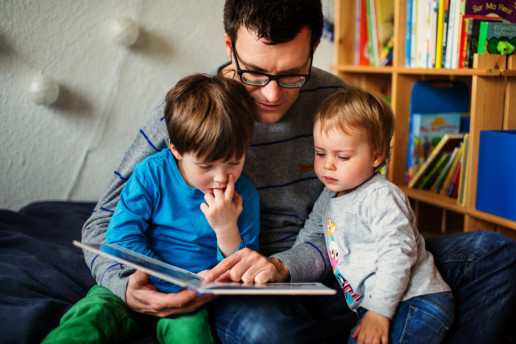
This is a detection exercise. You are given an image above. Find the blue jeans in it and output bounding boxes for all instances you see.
[348,292,454,344]
[208,231,516,344]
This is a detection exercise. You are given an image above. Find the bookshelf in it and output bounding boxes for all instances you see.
[332,0,516,240]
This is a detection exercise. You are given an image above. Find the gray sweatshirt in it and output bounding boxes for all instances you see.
[308,174,451,319]
[81,66,348,300]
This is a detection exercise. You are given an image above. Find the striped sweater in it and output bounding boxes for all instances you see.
[81,66,348,301]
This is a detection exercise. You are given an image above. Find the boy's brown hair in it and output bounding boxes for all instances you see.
[164,73,256,162]
[314,87,395,167]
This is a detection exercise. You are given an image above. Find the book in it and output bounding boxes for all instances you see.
[464,17,503,67]
[405,0,415,66]
[448,157,462,198]
[74,241,337,296]
[358,0,371,65]
[375,0,395,54]
[409,133,464,188]
[440,142,464,195]
[464,0,516,23]
[366,0,380,66]
[435,0,447,68]
[429,0,440,67]
[406,113,463,184]
[430,145,460,192]
[418,152,451,190]
[444,0,458,68]
[449,0,466,69]
[477,21,516,55]
[457,133,470,205]
[458,15,497,68]
[355,0,362,64]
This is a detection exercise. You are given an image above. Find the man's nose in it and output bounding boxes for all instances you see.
[261,80,282,103]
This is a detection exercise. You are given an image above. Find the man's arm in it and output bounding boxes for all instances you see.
[81,101,169,301]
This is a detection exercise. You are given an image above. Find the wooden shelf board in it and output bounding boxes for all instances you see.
[400,187,467,214]
[401,187,516,231]
[468,209,516,231]
[331,65,502,76]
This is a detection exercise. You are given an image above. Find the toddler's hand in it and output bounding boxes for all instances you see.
[351,310,389,344]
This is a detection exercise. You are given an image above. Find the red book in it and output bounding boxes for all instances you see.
[458,15,498,68]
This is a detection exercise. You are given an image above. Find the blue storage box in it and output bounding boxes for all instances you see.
[476,130,516,221]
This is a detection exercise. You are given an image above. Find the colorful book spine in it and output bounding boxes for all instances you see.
[435,0,447,68]
[406,0,414,66]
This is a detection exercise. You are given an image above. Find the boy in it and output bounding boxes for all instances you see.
[43,74,260,343]
[310,87,454,343]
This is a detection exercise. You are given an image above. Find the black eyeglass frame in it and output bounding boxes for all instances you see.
[231,41,313,89]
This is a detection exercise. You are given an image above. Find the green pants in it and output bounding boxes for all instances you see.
[42,285,215,344]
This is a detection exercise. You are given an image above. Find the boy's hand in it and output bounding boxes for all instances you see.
[200,174,243,256]
[351,310,389,344]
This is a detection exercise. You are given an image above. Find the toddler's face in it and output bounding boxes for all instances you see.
[313,122,382,196]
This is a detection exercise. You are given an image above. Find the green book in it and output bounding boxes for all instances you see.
[478,22,516,55]
[418,153,450,190]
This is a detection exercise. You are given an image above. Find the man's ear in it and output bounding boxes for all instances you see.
[312,41,320,55]
[169,141,183,160]
[224,32,232,60]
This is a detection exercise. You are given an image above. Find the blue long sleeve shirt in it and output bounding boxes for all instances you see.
[106,148,260,293]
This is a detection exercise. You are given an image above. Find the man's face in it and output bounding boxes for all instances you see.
[224,26,314,124]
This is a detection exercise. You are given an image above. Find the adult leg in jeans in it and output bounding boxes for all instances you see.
[425,230,516,344]
[208,292,355,344]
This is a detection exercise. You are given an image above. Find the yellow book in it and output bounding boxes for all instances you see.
[439,142,463,195]
[434,0,446,68]
[457,134,470,206]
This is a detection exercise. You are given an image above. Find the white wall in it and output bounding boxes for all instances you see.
[0,0,334,210]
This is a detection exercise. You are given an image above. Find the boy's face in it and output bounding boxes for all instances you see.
[224,26,314,124]
[171,145,245,194]
[313,122,383,196]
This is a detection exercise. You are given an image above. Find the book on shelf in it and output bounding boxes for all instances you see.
[408,133,465,189]
[458,15,498,68]
[375,0,395,54]
[448,156,462,199]
[366,0,380,66]
[464,0,516,24]
[456,133,470,205]
[404,0,515,69]
[418,152,451,190]
[430,145,460,192]
[406,112,464,184]
[355,0,394,66]
[464,17,504,67]
[405,0,415,66]
[447,0,466,69]
[435,0,448,68]
[439,142,464,195]
[356,0,371,65]
[477,21,516,55]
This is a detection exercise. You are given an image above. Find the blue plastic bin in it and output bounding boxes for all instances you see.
[476,130,516,221]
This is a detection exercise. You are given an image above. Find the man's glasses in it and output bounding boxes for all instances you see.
[231,41,312,89]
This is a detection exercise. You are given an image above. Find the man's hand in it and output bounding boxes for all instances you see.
[126,270,214,318]
[351,310,389,344]
[206,247,290,284]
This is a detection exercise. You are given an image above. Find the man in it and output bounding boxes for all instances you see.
[82,1,516,343]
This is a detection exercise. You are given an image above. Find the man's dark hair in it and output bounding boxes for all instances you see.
[223,0,323,48]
